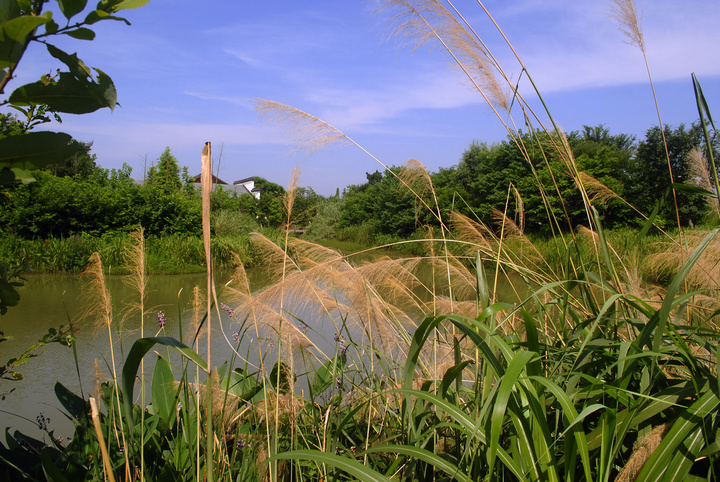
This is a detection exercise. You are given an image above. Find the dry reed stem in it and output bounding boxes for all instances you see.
[647,230,720,292]
[89,397,116,482]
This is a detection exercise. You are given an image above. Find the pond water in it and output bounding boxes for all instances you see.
[0,262,524,443]
[0,271,252,441]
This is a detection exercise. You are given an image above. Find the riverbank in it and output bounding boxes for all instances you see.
[1,224,714,287]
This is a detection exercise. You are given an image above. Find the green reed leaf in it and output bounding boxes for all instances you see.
[310,354,345,396]
[488,350,536,476]
[40,446,69,482]
[648,228,719,354]
[637,389,720,481]
[366,445,472,482]
[54,382,87,422]
[267,450,391,482]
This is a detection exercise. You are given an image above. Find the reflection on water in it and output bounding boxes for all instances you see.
[0,272,241,439]
[0,261,523,442]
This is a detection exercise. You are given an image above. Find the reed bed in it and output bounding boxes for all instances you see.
[2,1,719,481]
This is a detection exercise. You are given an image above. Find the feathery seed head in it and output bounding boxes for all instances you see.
[609,0,644,49]
[254,99,350,154]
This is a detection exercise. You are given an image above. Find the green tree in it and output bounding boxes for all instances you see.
[253,177,286,227]
[0,112,22,138]
[148,147,182,192]
[44,141,98,179]
[628,123,713,226]
[339,168,417,237]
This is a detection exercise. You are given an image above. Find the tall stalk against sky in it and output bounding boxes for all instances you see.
[609,0,683,235]
[200,141,215,481]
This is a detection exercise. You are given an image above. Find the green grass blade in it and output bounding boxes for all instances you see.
[267,450,391,482]
[392,388,526,479]
[637,389,720,481]
[366,445,472,482]
[529,376,599,481]
[489,350,536,476]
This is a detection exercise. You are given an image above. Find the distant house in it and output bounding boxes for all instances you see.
[191,175,261,199]
[233,176,261,200]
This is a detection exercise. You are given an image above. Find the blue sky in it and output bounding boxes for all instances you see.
[9,0,720,195]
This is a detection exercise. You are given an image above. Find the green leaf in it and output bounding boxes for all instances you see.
[63,27,95,40]
[392,388,526,479]
[0,278,20,315]
[310,355,345,396]
[151,356,176,426]
[0,1,21,23]
[45,19,59,35]
[83,9,129,25]
[366,445,472,482]
[40,447,70,482]
[637,389,720,481]
[121,337,207,433]
[97,0,150,13]
[267,450,391,482]
[0,131,82,170]
[647,228,719,353]
[0,14,50,69]
[221,368,262,401]
[475,251,489,311]
[488,350,536,476]
[46,44,92,79]
[58,0,88,20]
[9,70,117,113]
[54,382,87,422]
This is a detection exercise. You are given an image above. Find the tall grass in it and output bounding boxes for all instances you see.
[2,1,719,481]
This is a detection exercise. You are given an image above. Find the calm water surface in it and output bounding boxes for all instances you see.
[0,272,249,440]
[1,264,522,442]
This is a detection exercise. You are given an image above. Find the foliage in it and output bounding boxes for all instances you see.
[43,141,98,179]
[0,324,75,384]
[339,168,419,237]
[0,0,149,316]
[628,123,718,227]
[0,0,149,183]
[147,146,182,192]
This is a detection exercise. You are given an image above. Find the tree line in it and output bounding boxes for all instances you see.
[0,113,308,238]
[330,122,718,241]
[1,114,716,243]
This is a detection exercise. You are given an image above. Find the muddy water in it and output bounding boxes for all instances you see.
[0,272,243,440]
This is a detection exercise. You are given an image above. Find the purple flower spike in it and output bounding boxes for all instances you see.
[220,302,237,320]
[157,311,166,328]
